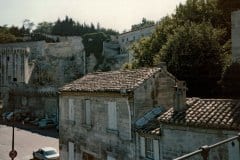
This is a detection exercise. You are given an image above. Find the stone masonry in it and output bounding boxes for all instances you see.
[59,67,176,160]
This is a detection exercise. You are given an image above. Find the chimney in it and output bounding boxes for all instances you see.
[157,62,167,70]
[174,81,187,112]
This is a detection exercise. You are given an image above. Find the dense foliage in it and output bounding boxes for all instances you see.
[0,27,16,43]
[50,16,118,36]
[128,0,239,97]
[82,32,109,70]
[0,16,119,43]
[131,18,155,31]
[220,63,240,98]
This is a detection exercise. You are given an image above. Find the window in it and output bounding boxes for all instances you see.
[140,137,159,160]
[107,101,117,130]
[68,99,74,121]
[146,138,154,159]
[83,99,91,125]
[140,137,145,157]
[68,142,75,160]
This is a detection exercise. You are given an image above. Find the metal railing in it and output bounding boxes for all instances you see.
[173,133,240,160]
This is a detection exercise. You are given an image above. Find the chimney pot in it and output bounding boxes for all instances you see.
[174,81,187,112]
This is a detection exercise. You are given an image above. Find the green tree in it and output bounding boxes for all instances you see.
[34,22,53,34]
[131,17,155,31]
[129,0,230,97]
[160,22,227,96]
[0,27,16,43]
[82,32,109,70]
[217,0,240,39]
[220,63,240,98]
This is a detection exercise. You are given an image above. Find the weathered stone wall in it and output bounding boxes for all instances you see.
[102,41,129,71]
[232,10,240,62]
[0,41,45,60]
[100,26,156,71]
[159,125,239,160]
[0,48,35,112]
[24,94,57,118]
[59,93,135,160]
[0,37,86,87]
[0,48,33,85]
[0,37,85,117]
[133,69,176,120]
[118,26,155,49]
[86,53,97,73]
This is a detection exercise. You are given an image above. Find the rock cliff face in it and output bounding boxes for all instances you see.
[0,36,85,118]
[0,36,86,87]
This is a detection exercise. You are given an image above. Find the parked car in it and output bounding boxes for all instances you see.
[2,111,10,120]
[38,119,57,129]
[33,147,59,160]
[30,118,41,126]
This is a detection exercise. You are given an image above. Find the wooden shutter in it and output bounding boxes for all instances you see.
[153,140,160,160]
[108,102,117,130]
[68,141,74,160]
[140,136,145,157]
[69,99,74,121]
[85,99,91,125]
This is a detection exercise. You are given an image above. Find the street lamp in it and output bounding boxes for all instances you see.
[9,78,17,160]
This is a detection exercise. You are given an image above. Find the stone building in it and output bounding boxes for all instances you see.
[117,25,155,53]
[59,66,240,160]
[101,25,156,71]
[232,10,240,62]
[136,89,240,160]
[59,67,176,160]
[0,36,85,119]
[0,47,34,111]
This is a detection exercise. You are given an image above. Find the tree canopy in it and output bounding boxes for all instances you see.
[128,0,238,97]
[0,26,16,43]
[131,18,155,31]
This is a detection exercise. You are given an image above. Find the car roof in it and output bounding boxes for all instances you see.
[41,147,57,152]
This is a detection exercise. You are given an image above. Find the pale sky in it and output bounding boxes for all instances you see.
[0,0,187,32]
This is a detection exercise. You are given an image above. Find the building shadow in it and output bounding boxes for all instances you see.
[0,120,59,139]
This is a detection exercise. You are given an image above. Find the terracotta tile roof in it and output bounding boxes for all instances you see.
[159,98,240,130]
[60,67,161,92]
[136,119,161,136]
[137,98,240,135]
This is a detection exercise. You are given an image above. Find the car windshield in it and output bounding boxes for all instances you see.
[45,150,57,155]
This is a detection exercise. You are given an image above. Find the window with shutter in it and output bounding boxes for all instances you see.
[68,141,75,160]
[140,136,145,157]
[146,138,154,159]
[107,101,117,130]
[69,99,74,121]
[85,99,91,125]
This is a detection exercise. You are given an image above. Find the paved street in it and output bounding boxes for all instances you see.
[0,122,59,160]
